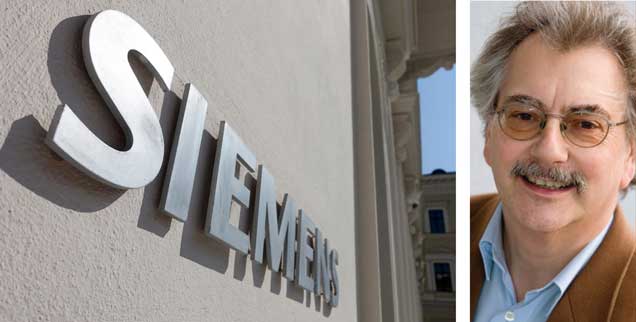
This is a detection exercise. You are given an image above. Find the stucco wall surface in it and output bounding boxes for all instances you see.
[0,1,355,321]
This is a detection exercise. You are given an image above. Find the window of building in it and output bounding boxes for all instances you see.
[428,209,446,233]
[433,262,453,292]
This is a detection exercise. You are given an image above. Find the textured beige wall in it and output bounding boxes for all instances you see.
[0,1,356,321]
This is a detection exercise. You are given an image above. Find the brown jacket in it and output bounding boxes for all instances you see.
[471,194,636,322]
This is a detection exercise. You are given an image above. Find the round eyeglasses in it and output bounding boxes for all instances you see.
[496,104,628,148]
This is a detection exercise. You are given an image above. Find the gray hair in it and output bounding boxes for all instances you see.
[471,2,636,142]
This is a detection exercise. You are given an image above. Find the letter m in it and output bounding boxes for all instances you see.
[251,165,297,281]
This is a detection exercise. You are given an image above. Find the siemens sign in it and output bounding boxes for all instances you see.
[45,10,339,307]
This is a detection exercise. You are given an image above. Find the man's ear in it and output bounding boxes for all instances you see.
[620,141,636,189]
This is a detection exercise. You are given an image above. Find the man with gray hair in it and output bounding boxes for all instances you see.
[471,2,636,321]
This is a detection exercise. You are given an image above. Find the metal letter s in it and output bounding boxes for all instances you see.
[46,10,174,189]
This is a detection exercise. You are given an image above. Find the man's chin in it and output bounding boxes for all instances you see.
[504,194,579,233]
[515,210,574,233]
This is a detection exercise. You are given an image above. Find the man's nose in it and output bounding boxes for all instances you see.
[530,118,569,164]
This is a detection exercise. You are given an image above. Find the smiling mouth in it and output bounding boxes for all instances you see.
[511,161,587,193]
[521,174,576,191]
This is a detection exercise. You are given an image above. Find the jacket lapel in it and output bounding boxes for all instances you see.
[470,194,500,319]
[547,208,635,322]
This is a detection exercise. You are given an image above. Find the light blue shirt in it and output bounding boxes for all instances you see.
[473,203,613,322]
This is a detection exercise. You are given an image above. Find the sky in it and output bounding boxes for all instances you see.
[418,66,456,174]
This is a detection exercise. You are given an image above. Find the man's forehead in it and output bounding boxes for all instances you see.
[499,36,629,117]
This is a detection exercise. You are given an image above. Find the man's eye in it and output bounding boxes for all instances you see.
[576,120,600,130]
[512,113,534,121]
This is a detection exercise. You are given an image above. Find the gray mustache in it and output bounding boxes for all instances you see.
[511,161,587,193]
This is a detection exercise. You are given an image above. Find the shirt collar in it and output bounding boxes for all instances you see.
[478,201,614,303]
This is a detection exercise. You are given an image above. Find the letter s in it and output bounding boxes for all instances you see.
[329,249,340,307]
[46,10,174,189]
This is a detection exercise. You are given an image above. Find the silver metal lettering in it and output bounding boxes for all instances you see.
[329,249,340,307]
[43,9,343,305]
[251,165,297,280]
[205,122,256,254]
[159,83,207,221]
[296,210,316,292]
[46,10,173,189]
[313,231,331,303]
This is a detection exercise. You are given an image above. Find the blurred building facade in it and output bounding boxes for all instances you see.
[353,0,455,321]
[410,171,456,322]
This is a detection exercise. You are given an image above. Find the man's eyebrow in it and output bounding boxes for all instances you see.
[502,95,612,118]
[567,104,610,118]
[500,94,546,109]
